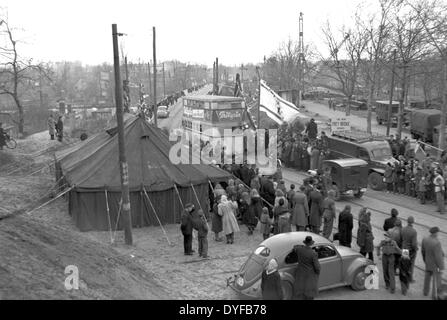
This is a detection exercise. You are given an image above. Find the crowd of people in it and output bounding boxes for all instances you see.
[179,172,444,300]
[383,135,447,214]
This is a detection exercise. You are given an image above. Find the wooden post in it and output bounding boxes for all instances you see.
[147,62,152,99]
[152,26,157,126]
[163,63,166,98]
[256,66,261,129]
[215,57,219,94]
[386,49,397,137]
[112,23,133,245]
[439,57,447,150]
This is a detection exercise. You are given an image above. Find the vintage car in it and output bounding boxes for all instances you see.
[322,158,368,200]
[228,232,374,300]
[157,105,169,118]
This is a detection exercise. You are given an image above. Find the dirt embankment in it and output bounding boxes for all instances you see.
[0,131,169,300]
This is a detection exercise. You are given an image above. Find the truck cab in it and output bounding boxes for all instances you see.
[326,131,398,190]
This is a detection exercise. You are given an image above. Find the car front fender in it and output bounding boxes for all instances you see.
[344,257,372,284]
[370,168,385,175]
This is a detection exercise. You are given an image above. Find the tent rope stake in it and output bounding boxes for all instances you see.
[26,186,74,216]
[104,189,113,244]
[112,197,123,244]
[142,186,173,246]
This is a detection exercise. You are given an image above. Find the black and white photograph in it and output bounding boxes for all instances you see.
[0,0,446,307]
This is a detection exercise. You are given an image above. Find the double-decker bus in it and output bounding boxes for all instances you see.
[181,95,254,164]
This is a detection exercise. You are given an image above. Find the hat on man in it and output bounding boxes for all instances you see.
[303,236,314,246]
[430,226,440,234]
[407,216,415,224]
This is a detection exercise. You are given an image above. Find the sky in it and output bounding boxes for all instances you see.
[1,0,373,67]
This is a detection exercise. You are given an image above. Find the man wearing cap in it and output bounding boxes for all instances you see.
[422,227,445,299]
[180,203,196,255]
[377,231,402,293]
[401,216,418,282]
[293,235,321,300]
[383,208,400,231]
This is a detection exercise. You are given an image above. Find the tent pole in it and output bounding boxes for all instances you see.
[142,186,172,246]
[104,189,113,244]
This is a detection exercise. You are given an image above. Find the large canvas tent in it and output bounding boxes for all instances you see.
[54,114,231,231]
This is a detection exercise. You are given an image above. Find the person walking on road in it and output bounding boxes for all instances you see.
[309,186,324,234]
[47,114,56,140]
[259,207,273,240]
[377,231,402,294]
[180,203,196,255]
[433,169,445,214]
[337,205,353,247]
[399,249,412,296]
[293,236,321,300]
[322,190,336,240]
[402,216,418,282]
[196,209,209,259]
[357,209,375,262]
[422,227,445,299]
[261,259,283,300]
[275,198,291,234]
[55,115,64,142]
[291,186,309,232]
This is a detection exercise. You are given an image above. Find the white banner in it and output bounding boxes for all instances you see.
[330,118,350,133]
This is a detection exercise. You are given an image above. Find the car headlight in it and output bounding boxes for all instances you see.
[360,188,367,192]
[346,190,354,194]
[236,276,245,287]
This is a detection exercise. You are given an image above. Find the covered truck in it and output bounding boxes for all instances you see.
[410,109,441,143]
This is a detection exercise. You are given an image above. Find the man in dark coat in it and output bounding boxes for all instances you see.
[338,205,353,247]
[197,210,209,258]
[180,203,195,255]
[56,115,64,142]
[0,123,8,150]
[377,231,402,293]
[401,216,418,282]
[309,186,324,234]
[261,176,276,208]
[383,208,400,231]
[293,236,321,300]
[305,118,318,141]
[240,163,251,186]
[422,227,445,299]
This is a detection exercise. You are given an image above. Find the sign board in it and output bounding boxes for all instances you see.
[330,118,350,134]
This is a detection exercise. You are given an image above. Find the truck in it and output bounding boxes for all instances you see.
[326,131,398,190]
[410,109,441,143]
[375,101,400,126]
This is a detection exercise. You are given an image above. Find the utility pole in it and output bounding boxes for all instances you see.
[152,26,157,126]
[163,63,166,97]
[256,66,261,128]
[111,23,133,246]
[397,62,409,140]
[147,62,152,100]
[240,64,248,91]
[39,69,44,110]
[440,57,447,150]
[297,11,304,108]
[123,56,130,113]
[212,61,216,94]
[215,57,219,94]
[386,49,397,137]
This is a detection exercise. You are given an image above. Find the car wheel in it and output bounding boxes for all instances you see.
[368,172,384,191]
[351,267,367,291]
[281,280,293,300]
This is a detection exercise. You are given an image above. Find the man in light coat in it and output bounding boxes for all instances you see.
[433,169,445,214]
[291,186,309,231]
[309,186,324,234]
[422,227,445,299]
[322,190,336,239]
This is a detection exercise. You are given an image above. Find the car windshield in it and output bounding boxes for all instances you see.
[370,148,392,161]
[158,107,167,111]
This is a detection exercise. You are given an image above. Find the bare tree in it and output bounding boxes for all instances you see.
[407,0,447,149]
[321,17,369,116]
[0,17,51,135]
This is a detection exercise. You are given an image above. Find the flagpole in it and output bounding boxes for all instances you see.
[256,66,261,129]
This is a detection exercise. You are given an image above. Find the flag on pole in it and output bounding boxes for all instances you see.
[414,142,427,162]
[259,80,308,124]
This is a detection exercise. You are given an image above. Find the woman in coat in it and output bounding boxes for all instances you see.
[337,205,353,247]
[357,208,375,261]
[211,195,223,241]
[259,207,273,240]
[261,259,283,300]
[218,195,240,244]
[291,186,309,231]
